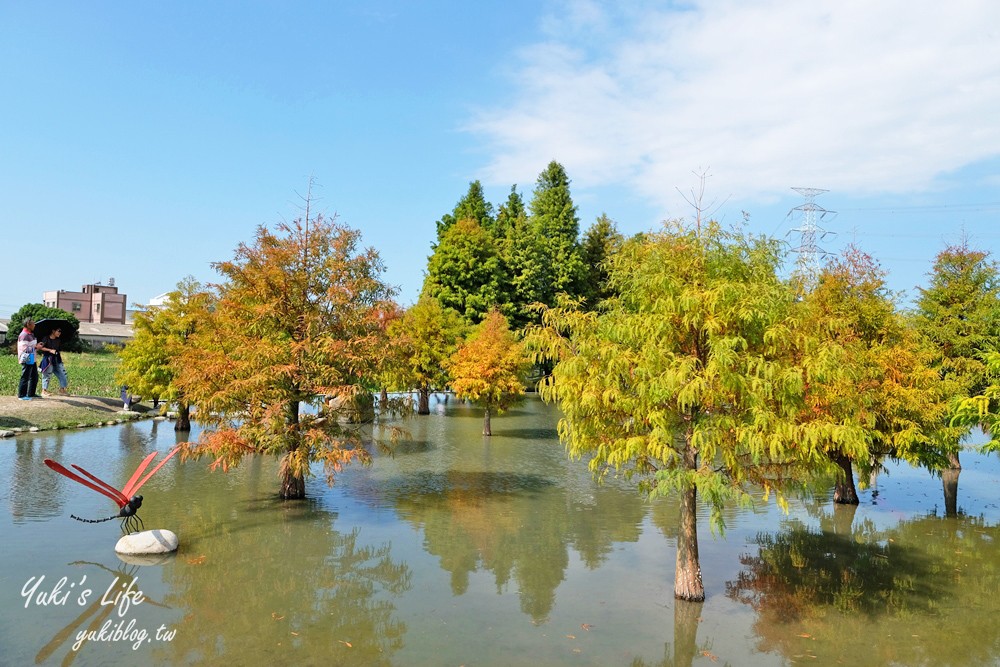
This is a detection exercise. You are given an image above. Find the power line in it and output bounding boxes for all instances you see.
[838,201,1000,213]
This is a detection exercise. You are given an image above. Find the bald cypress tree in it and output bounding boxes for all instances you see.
[528,221,830,601]
[914,241,1000,469]
[448,309,528,436]
[385,296,466,415]
[798,247,946,505]
[117,277,214,431]
[177,213,396,499]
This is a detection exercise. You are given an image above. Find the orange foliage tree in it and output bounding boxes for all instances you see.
[446,309,528,435]
[177,211,397,498]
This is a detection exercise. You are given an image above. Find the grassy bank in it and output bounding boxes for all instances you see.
[0,352,121,397]
[0,395,155,431]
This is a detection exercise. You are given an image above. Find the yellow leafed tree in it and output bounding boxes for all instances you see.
[447,309,528,435]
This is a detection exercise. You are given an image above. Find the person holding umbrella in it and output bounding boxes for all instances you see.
[16,317,39,400]
[38,326,69,396]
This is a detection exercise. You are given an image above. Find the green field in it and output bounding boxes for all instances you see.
[0,352,121,397]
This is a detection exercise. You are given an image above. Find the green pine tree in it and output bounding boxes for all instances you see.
[435,180,495,240]
[579,213,624,308]
[528,161,585,306]
[423,218,507,324]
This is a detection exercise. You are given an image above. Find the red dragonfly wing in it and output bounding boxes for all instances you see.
[44,459,129,508]
[124,445,181,497]
[69,464,133,506]
[119,451,160,498]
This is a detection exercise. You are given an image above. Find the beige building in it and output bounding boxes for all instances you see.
[42,280,127,324]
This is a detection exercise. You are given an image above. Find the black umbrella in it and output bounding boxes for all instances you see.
[34,318,76,341]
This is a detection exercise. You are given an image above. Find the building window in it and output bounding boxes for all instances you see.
[95,303,101,312]
[71,302,82,312]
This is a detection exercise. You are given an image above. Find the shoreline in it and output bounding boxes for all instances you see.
[0,395,164,436]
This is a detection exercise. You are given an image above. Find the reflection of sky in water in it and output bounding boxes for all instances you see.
[1,403,999,666]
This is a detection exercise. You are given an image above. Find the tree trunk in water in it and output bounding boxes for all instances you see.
[174,403,191,431]
[675,435,704,601]
[280,400,306,499]
[832,452,859,505]
[942,468,960,517]
[280,467,306,499]
[483,407,492,436]
[418,387,430,415]
[673,599,703,667]
[379,387,388,407]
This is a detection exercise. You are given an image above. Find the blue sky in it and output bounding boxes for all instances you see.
[3,0,999,318]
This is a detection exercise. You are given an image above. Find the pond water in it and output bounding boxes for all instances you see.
[2,397,1000,666]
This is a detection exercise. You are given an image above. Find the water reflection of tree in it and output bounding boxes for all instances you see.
[630,601,732,667]
[118,420,156,453]
[11,435,69,522]
[726,514,1000,665]
[390,470,645,623]
[35,560,169,667]
[157,497,411,666]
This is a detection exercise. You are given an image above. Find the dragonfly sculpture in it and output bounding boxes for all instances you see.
[44,446,180,535]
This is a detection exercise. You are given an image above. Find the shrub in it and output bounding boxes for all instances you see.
[5,303,84,352]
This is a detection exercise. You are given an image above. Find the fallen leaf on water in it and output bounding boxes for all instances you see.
[581,623,594,631]
[338,640,353,648]
[291,631,299,637]
[271,613,285,621]
[565,635,576,640]
[700,650,719,662]
[572,648,582,654]
[186,555,207,565]
[798,633,812,638]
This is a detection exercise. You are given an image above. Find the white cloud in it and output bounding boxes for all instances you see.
[468,0,1000,213]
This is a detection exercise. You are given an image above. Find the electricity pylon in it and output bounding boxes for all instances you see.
[787,187,834,289]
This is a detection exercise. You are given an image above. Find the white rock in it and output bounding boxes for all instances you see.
[115,529,179,555]
[0,430,14,438]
